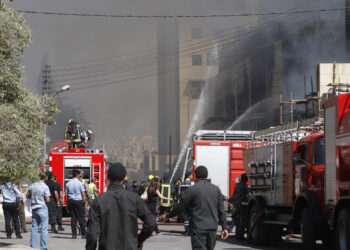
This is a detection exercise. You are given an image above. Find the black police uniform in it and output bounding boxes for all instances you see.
[86,183,156,250]
[182,179,228,250]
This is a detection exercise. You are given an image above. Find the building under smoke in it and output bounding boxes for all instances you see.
[157,19,180,175]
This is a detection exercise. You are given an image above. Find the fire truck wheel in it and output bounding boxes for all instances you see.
[301,208,316,250]
[248,204,267,245]
[267,225,282,244]
[336,209,350,250]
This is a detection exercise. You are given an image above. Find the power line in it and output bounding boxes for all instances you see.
[48,16,312,91]
[44,7,306,73]
[48,20,263,73]
[48,15,311,88]
[17,7,346,19]
[49,13,308,80]
[64,23,307,94]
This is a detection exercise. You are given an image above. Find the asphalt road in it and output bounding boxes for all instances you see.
[0,223,327,250]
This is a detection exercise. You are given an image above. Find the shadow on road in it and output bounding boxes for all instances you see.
[220,237,329,250]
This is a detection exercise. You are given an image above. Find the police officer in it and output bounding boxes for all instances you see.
[0,181,22,239]
[86,162,156,250]
[66,169,87,239]
[182,166,229,250]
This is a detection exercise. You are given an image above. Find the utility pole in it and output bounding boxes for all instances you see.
[41,64,51,161]
[42,64,51,95]
[168,135,172,172]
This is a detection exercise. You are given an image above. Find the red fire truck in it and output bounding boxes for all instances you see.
[235,91,350,250]
[192,130,253,198]
[49,141,106,205]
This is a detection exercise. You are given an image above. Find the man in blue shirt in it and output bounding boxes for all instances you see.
[27,172,51,250]
[66,169,87,239]
[0,181,22,239]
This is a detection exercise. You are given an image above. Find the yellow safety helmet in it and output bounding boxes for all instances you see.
[148,175,154,181]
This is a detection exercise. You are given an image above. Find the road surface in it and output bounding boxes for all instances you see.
[0,223,324,250]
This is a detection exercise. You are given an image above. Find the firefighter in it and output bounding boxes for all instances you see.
[64,119,82,147]
[86,162,156,250]
[181,166,229,250]
[87,179,98,203]
[228,173,249,240]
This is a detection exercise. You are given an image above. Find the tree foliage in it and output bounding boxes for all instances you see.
[0,3,58,181]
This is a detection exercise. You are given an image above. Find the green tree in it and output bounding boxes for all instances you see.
[0,2,57,181]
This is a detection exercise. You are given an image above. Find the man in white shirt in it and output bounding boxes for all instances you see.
[0,181,22,239]
[66,169,87,239]
[27,173,51,250]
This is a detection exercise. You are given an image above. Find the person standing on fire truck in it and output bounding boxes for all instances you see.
[181,166,229,250]
[66,169,87,239]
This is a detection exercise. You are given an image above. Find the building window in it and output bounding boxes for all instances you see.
[185,80,205,99]
[191,28,202,39]
[207,48,218,65]
[192,54,202,66]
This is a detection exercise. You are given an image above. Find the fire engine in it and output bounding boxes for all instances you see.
[48,121,106,207]
[233,90,350,250]
[192,130,253,198]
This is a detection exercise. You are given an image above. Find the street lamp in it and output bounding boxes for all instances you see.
[53,84,71,97]
[43,84,71,161]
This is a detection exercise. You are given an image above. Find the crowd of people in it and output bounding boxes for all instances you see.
[0,163,249,250]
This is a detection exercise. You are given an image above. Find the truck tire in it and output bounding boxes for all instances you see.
[268,225,282,244]
[336,209,350,250]
[248,204,267,245]
[301,208,316,250]
[320,220,332,248]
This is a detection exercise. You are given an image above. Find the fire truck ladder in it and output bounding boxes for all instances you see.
[251,117,323,145]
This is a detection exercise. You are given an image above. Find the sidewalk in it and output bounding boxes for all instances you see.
[0,216,33,250]
[0,243,32,249]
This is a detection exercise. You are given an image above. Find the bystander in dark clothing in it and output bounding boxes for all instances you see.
[54,180,64,231]
[146,181,162,234]
[66,169,87,239]
[1,182,22,239]
[131,181,139,194]
[138,181,147,196]
[228,174,248,240]
[86,162,155,250]
[45,173,60,233]
[182,166,229,250]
